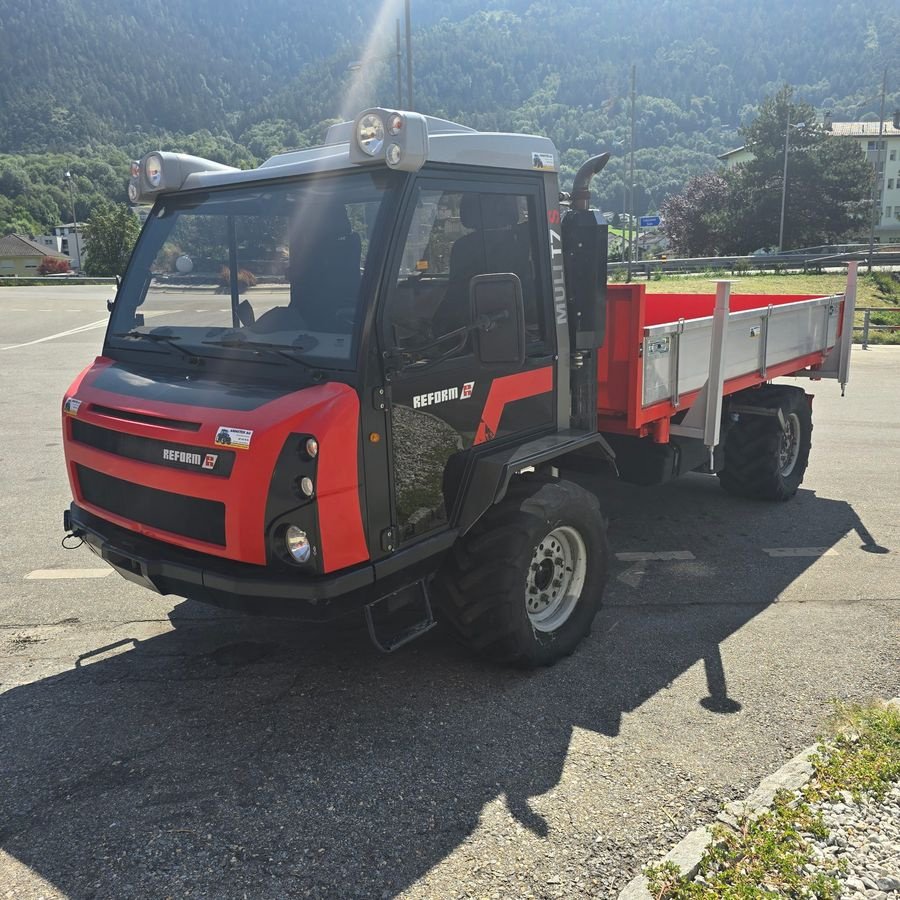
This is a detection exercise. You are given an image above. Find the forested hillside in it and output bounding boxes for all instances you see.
[1,0,897,233]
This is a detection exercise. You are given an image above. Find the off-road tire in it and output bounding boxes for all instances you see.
[718,385,812,501]
[435,476,608,666]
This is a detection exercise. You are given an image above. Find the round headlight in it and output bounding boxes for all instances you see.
[388,113,404,135]
[305,437,319,459]
[127,182,139,203]
[144,154,163,189]
[130,161,141,178]
[357,114,385,156]
[285,526,311,563]
[300,477,315,498]
[386,143,402,166]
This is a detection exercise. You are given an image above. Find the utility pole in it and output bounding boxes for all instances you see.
[64,171,81,271]
[866,69,887,273]
[404,0,413,110]
[626,64,636,282]
[778,104,791,253]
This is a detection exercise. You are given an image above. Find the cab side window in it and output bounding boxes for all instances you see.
[387,186,548,356]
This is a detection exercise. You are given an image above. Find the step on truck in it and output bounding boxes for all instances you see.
[61,108,856,665]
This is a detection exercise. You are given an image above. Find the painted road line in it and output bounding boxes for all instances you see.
[1,318,109,351]
[25,568,112,580]
[762,547,839,557]
[615,551,696,562]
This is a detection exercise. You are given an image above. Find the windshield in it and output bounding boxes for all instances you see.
[110,170,402,370]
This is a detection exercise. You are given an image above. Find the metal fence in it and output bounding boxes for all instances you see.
[855,307,900,349]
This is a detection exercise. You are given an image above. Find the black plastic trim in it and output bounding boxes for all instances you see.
[68,504,374,615]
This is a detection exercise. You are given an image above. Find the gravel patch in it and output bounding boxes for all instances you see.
[810,784,900,899]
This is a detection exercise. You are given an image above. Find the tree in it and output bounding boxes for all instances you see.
[731,86,871,251]
[661,87,872,255]
[37,256,70,275]
[661,172,731,256]
[82,202,141,276]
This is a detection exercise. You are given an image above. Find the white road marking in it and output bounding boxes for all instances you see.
[615,550,696,561]
[1,318,109,350]
[763,547,838,557]
[25,568,111,580]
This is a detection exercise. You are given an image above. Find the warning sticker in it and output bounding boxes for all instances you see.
[214,427,253,450]
[532,151,555,170]
[63,397,82,416]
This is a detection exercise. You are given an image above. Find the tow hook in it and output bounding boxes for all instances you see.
[62,510,85,549]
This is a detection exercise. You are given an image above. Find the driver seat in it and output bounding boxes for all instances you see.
[289,204,362,332]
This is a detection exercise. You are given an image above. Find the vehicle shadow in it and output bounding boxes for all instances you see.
[0,478,890,899]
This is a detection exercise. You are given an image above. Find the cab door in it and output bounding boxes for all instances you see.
[380,173,557,547]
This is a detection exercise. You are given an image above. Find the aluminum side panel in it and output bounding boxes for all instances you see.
[642,296,841,407]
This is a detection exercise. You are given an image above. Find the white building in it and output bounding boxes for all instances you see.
[718,117,900,243]
[829,120,900,241]
[34,223,88,269]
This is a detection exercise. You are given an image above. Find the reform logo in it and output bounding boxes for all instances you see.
[413,381,475,409]
[161,447,218,469]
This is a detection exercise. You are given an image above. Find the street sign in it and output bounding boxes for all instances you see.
[639,215,661,227]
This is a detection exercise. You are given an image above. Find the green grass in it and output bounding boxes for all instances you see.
[645,700,900,900]
[809,701,900,802]
[642,271,900,345]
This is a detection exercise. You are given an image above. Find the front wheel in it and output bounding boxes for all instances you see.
[436,477,609,667]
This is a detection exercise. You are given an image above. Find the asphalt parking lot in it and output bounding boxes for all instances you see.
[0,285,897,899]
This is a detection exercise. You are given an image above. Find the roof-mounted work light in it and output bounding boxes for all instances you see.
[349,108,428,172]
[127,152,239,205]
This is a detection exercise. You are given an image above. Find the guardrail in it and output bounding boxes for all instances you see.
[609,250,900,278]
[855,307,900,349]
[0,276,118,286]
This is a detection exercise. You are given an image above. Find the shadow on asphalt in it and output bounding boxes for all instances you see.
[0,476,889,898]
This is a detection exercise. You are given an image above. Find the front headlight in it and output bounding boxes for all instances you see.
[285,526,312,563]
[144,153,163,189]
[357,114,385,156]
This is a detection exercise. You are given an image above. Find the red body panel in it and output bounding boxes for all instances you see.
[62,359,368,572]
[474,367,554,445]
[597,284,836,439]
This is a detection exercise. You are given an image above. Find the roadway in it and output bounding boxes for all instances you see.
[0,285,897,899]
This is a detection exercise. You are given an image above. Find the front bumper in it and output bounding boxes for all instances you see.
[66,503,374,618]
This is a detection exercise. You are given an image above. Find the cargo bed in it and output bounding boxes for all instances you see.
[597,271,856,444]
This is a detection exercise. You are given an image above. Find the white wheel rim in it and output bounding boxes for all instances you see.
[779,412,801,476]
[525,525,588,633]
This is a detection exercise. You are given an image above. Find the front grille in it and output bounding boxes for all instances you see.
[71,419,234,477]
[89,404,201,431]
[76,465,226,546]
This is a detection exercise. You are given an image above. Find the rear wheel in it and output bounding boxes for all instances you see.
[718,386,812,501]
[436,476,608,666]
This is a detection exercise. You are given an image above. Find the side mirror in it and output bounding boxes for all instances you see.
[469,273,526,366]
[108,275,122,313]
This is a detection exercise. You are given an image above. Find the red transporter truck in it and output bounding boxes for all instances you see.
[60,109,856,665]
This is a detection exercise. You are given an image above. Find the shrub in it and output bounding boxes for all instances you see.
[217,266,257,293]
[37,255,70,275]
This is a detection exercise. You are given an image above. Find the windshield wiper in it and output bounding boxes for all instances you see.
[200,335,318,370]
[112,330,204,365]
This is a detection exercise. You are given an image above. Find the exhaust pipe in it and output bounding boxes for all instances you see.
[570,153,611,210]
